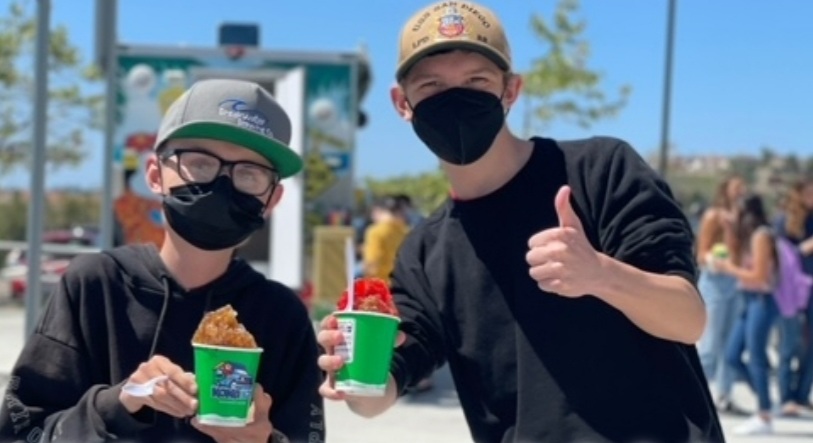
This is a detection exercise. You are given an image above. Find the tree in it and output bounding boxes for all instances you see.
[804,156,813,177]
[45,191,100,231]
[0,0,101,175]
[728,155,759,184]
[364,170,450,216]
[522,0,631,134]
[362,0,631,209]
[784,153,801,175]
[0,191,29,241]
[759,146,776,166]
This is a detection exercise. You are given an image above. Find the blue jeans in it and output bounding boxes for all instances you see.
[778,314,803,404]
[696,270,741,397]
[725,290,780,412]
[780,295,813,404]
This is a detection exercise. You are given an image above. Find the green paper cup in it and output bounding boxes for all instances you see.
[192,343,263,427]
[334,310,400,397]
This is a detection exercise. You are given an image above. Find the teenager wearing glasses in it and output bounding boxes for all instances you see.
[0,78,324,443]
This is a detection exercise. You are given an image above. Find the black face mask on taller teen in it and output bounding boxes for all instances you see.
[162,175,265,251]
[410,87,506,165]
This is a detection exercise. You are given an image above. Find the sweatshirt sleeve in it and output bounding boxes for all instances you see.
[0,275,151,442]
[388,230,447,395]
[267,303,325,443]
[580,139,697,284]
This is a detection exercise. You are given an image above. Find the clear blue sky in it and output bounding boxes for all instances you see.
[2,0,812,189]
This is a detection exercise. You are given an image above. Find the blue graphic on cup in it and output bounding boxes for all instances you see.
[212,362,254,401]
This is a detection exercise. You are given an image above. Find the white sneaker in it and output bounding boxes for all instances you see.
[732,415,773,436]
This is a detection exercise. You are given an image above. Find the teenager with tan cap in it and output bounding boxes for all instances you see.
[0,78,324,443]
[318,2,724,442]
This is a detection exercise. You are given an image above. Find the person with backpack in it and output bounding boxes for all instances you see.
[773,180,813,416]
[716,194,781,435]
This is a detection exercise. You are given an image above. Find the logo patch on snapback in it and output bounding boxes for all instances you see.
[437,5,466,38]
[218,99,274,137]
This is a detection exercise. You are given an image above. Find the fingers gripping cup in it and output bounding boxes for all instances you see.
[192,344,262,426]
[334,311,400,396]
[334,278,400,397]
[192,305,263,426]
[707,242,729,273]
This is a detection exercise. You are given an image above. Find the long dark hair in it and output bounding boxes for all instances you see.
[712,175,743,209]
[732,194,770,263]
[784,181,808,240]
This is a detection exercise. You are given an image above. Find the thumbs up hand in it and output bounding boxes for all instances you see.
[526,186,604,298]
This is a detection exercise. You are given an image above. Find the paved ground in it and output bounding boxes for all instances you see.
[1,304,812,442]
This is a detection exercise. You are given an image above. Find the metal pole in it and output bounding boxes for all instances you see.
[658,0,676,177]
[25,0,51,339]
[99,0,118,250]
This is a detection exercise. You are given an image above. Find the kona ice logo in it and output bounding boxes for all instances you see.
[212,362,254,400]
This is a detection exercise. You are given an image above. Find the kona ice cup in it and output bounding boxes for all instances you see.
[334,310,401,397]
[192,343,263,426]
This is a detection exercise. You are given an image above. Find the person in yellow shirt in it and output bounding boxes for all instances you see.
[363,194,436,392]
[362,196,410,282]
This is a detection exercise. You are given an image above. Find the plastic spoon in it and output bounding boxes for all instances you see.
[121,375,169,397]
[345,237,355,311]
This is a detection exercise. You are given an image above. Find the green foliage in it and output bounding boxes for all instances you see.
[0,0,102,175]
[522,0,631,133]
[0,191,29,241]
[728,155,759,184]
[364,1,631,201]
[363,170,450,216]
[666,172,720,207]
[44,192,101,231]
[784,153,802,176]
[363,0,632,203]
[0,191,100,241]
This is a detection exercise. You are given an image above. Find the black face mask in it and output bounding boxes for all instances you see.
[410,87,505,165]
[162,175,265,251]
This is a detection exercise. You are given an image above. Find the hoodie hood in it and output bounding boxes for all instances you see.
[105,244,266,304]
[103,244,268,362]
[0,243,326,442]
[100,244,271,434]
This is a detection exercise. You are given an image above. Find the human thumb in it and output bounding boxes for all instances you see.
[555,186,583,230]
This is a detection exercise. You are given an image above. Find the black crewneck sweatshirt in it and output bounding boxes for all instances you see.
[389,137,724,443]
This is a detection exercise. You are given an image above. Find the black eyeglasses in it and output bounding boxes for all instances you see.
[160,148,280,196]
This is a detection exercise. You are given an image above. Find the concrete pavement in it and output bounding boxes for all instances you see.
[1,304,812,442]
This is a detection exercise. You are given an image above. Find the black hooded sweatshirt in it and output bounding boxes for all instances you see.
[0,244,325,443]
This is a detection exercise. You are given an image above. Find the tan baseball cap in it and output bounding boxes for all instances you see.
[396,2,511,80]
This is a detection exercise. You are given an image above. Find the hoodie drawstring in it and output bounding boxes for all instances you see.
[148,277,217,433]
[203,288,214,314]
[149,275,172,359]
[148,275,184,432]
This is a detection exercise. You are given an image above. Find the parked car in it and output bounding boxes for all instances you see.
[0,226,99,303]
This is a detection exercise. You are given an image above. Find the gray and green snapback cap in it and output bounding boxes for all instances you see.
[155,78,303,178]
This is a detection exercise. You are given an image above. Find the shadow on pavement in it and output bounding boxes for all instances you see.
[0,372,9,393]
[400,364,461,408]
[772,431,813,439]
